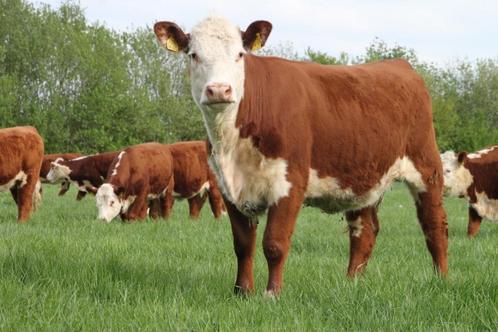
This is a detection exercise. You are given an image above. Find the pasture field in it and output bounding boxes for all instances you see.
[0,183,496,331]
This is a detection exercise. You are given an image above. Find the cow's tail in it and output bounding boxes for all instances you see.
[32,180,42,210]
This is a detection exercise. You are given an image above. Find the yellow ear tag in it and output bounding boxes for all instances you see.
[251,33,263,51]
[166,37,179,52]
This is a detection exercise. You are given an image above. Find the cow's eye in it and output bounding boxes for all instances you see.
[110,201,114,207]
[189,53,198,62]
[237,52,244,61]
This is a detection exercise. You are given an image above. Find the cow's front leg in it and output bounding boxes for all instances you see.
[467,206,482,237]
[225,198,257,295]
[126,189,148,221]
[263,185,304,296]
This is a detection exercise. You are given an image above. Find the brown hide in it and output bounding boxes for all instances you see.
[169,141,225,218]
[463,147,498,202]
[0,126,44,222]
[59,151,119,190]
[106,143,174,221]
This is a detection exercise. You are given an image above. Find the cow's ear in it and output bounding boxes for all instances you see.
[154,21,190,53]
[242,20,272,52]
[457,151,467,164]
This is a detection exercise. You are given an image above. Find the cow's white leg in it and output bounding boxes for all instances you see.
[467,206,482,237]
[263,180,304,296]
[345,205,380,277]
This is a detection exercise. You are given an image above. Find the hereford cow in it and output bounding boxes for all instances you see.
[0,126,44,222]
[154,16,448,295]
[96,143,174,222]
[168,141,225,219]
[41,153,81,196]
[441,147,498,237]
[46,151,119,200]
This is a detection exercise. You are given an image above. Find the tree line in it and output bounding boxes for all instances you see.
[1,0,497,153]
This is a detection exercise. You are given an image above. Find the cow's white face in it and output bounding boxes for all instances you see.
[46,159,71,183]
[96,184,122,222]
[440,151,473,197]
[154,17,272,114]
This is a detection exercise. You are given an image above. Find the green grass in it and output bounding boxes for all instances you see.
[0,183,496,331]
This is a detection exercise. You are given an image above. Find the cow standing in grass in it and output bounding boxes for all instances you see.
[154,16,448,295]
[441,147,498,237]
[168,141,225,219]
[41,153,81,197]
[0,126,44,222]
[47,151,119,200]
[96,143,174,222]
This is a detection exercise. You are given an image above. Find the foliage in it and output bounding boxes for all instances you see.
[0,0,497,153]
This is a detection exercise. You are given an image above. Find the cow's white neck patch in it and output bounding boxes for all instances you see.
[0,171,27,192]
[305,156,426,212]
[71,155,90,161]
[111,151,126,177]
[467,146,497,159]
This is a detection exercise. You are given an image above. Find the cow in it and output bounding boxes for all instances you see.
[96,142,174,222]
[41,153,81,196]
[168,141,225,219]
[154,16,448,296]
[441,147,498,237]
[0,126,44,222]
[46,151,119,200]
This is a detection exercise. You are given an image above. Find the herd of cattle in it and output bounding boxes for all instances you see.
[0,16,496,296]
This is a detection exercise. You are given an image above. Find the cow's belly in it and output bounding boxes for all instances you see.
[472,191,498,221]
[0,171,27,192]
[173,181,210,199]
[209,144,291,217]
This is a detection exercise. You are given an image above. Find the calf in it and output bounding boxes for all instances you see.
[41,153,81,196]
[46,151,118,200]
[168,141,225,219]
[155,16,448,295]
[441,147,498,237]
[0,126,44,222]
[96,143,174,222]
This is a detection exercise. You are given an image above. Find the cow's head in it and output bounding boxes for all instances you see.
[96,184,123,222]
[46,158,71,183]
[154,16,272,113]
[440,151,473,197]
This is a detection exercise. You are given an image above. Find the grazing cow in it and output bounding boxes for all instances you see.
[46,151,119,200]
[154,16,448,295]
[96,143,174,222]
[0,126,44,222]
[168,141,225,219]
[441,147,498,237]
[41,153,81,196]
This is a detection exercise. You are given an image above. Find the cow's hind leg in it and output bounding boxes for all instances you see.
[467,206,482,237]
[345,206,380,277]
[406,159,448,275]
[16,173,38,222]
[225,199,257,295]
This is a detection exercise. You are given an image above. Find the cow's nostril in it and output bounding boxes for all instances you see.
[225,86,232,95]
[206,87,214,97]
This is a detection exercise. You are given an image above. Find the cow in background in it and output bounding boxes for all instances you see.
[46,151,118,200]
[96,143,174,222]
[155,16,448,295]
[0,126,44,222]
[441,147,498,237]
[168,141,225,219]
[41,153,81,197]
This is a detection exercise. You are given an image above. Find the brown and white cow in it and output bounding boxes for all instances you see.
[96,142,174,222]
[154,16,448,295]
[168,140,225,219]
[0,126,44,222]
[441,147,498,237]
[41,153,81,196]
[46,151,119,200]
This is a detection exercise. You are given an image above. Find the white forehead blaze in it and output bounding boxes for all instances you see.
[188,16,245,107]
[96,183,122,222]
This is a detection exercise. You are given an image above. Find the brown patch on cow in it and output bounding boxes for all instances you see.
[0,126,44,222]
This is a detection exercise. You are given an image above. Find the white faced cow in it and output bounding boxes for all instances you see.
[154,16,448,296]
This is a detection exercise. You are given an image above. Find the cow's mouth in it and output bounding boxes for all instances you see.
[202,101,235,110]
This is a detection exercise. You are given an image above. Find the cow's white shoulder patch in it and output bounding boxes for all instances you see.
[71,155,90,161]
[0,171,27,192]
[305,156,425,212]
[472,192,498,221]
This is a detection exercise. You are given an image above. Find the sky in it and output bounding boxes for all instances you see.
[35,0,498,65]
